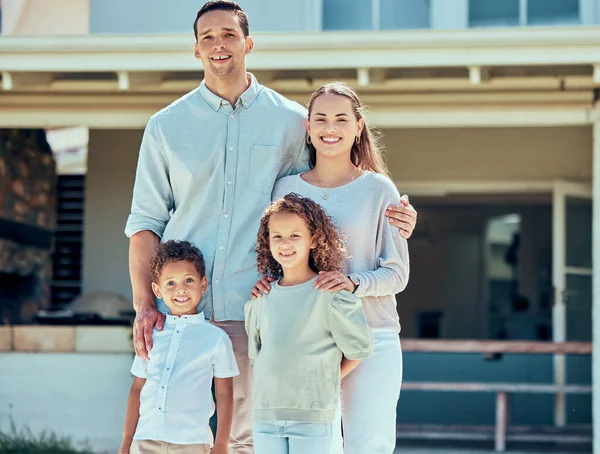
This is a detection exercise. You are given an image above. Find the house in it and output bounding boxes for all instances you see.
[0,0,597,452]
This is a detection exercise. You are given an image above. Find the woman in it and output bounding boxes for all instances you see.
[252,82,409,454]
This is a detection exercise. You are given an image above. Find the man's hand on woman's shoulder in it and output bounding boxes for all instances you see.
[386,194,417,239]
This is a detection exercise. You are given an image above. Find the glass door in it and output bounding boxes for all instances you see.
[552,181,592,426]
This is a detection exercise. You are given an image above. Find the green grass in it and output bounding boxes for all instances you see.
[0,422,94,454]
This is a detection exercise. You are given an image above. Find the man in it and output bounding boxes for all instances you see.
[125,2,418,453]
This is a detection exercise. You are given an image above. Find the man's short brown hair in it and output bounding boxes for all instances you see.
[193,0,249,39]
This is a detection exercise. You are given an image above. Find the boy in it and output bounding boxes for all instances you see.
[119,240,239,454]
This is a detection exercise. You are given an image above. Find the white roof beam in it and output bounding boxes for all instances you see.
[469,66,490,85]
[357,68,370,87]
[1,72,13,91]
[117,71,130,91]
[593,64,600,84]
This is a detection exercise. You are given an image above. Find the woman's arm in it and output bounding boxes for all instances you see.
[119,377,146,454]
[341,357,362,379]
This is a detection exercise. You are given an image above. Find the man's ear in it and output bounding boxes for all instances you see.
[245,36,254,54]
[151,282,162,299]
[193,43,201,59]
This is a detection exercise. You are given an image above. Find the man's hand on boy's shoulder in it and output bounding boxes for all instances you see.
[210,442,229,454]
[133,306,165,359]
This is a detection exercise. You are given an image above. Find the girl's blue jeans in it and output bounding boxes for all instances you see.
[253,420,333,454]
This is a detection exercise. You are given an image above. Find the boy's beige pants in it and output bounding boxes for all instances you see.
[130,440,210,453]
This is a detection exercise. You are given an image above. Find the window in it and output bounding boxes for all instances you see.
[322,0,430,31]
[469,0,581,28]
[528,0,579,25]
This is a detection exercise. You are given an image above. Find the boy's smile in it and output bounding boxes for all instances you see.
[151,260,208,316]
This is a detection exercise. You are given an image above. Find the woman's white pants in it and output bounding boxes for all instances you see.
[331,329,402,454]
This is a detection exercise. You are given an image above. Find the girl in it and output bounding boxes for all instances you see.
[252,82,410,454]
[245,193,374,454]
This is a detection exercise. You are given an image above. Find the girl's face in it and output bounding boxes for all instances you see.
[268,211,315,274]
[307,93,364,160]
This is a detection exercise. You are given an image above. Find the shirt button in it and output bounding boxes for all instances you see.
[230,114,235,119]
[214,280,219,284]
[229,146,234,151]
[227,181,232,186]
[219,245,224,250]
[223,213,229,218]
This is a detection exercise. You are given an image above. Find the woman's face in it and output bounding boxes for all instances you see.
[307,93,364,161]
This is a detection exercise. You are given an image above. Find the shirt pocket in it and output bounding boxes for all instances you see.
[247,145,284,195]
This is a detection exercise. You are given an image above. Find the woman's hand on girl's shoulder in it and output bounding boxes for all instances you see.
[250,276,276,299]
[314,271,355,293]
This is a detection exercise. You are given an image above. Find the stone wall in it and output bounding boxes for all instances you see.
[0,129,57,323]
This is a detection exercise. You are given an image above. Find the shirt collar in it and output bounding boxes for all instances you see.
[198,72,262,111]
[165,311,206,324]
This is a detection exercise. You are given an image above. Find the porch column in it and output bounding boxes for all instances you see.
[593,106,600,454]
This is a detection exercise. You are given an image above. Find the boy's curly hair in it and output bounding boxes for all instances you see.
[255,193,346,279]
[149,240,206,283]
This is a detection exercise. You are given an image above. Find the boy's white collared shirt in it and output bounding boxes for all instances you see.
[131,311,239,445]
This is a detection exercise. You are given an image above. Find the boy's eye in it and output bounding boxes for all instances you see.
[291,234,300,238]
[186,278,194,283]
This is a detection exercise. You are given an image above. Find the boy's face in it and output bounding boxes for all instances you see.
[152,260,208,316]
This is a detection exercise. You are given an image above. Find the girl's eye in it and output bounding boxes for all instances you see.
[272,235,281,239]
[291,234,300,238]
[167,281,175,286]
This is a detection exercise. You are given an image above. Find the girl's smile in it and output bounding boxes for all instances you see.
[268,211,316,285]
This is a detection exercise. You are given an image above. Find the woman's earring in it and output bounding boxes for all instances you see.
[307,136,312,145]
[355,135,361,144]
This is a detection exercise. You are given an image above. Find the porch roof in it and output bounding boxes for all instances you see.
[1,27,599,128]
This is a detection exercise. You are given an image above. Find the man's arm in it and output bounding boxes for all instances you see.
[130,230,164,359]
[118,377,146,454]
[212,377,234,454]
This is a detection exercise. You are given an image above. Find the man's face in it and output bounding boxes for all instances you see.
[194,10,253,78]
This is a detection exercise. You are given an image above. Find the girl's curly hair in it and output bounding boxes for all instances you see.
[255,193,347,279]
[149,240,206,283]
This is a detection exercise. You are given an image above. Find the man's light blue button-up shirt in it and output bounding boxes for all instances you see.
[125,74,309,321]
